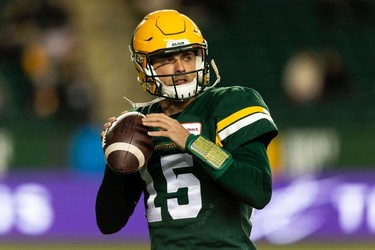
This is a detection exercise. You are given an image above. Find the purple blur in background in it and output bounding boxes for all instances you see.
[0,170,374,245]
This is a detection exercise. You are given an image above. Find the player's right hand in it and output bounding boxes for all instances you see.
[100,111,129,141]
[101,117,116,141]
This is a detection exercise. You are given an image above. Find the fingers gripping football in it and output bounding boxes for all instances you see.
[102,112,154,175]
[142,113,191,150]
[101,117,116,141]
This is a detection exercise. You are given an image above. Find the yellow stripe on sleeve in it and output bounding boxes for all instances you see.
[215,106,269,147]
[216,106,267,132]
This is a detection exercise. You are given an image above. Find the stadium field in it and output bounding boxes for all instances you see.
[0,242,374,250]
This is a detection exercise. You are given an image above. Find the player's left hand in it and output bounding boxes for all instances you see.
[142,113,190,150]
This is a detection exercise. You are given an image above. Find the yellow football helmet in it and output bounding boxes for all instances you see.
[129,9,217,100]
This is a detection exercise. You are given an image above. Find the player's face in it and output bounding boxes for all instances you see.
[152,51,197,86]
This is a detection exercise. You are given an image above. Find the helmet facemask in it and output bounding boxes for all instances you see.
[132,44,210,101]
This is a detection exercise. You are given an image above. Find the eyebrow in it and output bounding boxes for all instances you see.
[151,51,195,65]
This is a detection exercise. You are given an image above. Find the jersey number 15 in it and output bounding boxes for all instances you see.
[141,153,202,222]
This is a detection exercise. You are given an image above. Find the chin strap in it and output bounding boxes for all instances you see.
[124,59,221,109]
[123,96,165,109]
[208,59,221,88]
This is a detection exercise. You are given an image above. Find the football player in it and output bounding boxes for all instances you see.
[96,9,278,250]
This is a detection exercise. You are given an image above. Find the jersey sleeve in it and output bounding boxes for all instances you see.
[216,137,273,209]
[95,165,143,234]
[213,86,278,152]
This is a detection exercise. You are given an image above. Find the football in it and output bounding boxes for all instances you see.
[102,111,154,175]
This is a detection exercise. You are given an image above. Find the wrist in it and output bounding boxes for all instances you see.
[186,134,233,173]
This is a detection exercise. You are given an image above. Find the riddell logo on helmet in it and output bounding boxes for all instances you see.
[167,39,190,48]
[172,42,184,46]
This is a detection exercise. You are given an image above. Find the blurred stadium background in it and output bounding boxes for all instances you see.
[0,0,374,249]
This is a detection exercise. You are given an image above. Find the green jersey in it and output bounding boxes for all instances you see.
[136,86,278,249]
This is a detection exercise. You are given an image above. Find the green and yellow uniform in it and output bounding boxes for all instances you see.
[96,86,278,249]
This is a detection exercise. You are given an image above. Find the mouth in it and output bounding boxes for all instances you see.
[174,78,189,85]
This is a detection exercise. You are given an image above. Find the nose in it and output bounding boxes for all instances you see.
[174,59,186,73]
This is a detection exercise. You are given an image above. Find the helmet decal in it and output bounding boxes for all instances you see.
[166,39,190,48]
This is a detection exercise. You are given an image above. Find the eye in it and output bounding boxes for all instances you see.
[182,52,195,62]
[152,57,174,69]
[163,57,174,63]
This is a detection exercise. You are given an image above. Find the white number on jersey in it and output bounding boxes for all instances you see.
[142,153,202,222]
